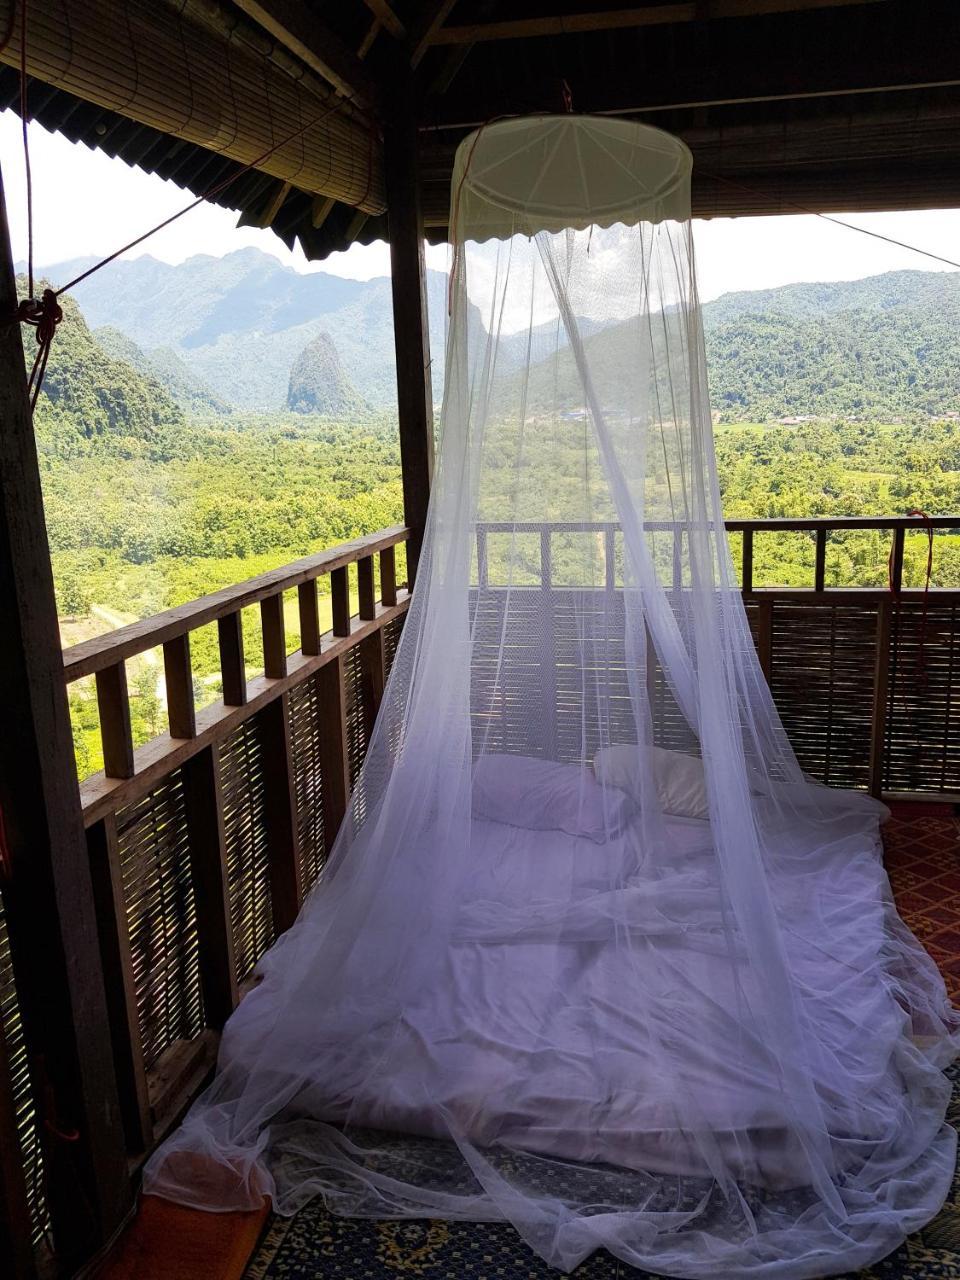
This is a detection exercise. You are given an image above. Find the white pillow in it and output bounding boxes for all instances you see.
[593,744,709,820]
[472,754,634,843]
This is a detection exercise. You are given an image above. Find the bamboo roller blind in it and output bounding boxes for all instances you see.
[0,0,385,213]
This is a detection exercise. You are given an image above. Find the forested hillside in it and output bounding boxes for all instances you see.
[703,271,960,420]
[18,264,960,776]
[29,251,960,422]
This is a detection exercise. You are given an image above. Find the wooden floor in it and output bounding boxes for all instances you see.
[97,1196,270,1280]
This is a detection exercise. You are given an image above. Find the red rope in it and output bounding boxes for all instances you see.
[0,800,13,884]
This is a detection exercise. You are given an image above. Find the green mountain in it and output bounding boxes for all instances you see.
[39,249,450,411]
[18,277,186,457]
[702,271,960,420]
[93,326,232,417]
[30,252,960,423]
[287,332,368,416]
[508,269,960,423]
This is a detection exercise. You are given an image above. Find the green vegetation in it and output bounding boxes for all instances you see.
[22,264,960,779]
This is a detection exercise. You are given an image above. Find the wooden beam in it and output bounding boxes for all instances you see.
[252,180,292,228]
[358,19,382,59]
[384,79,435,587]
[428,0,886,44]
[410,0,459,65]
[362,0,406,39]
[0,165,130,1267]
[232,0,380,107]
[311,196,337,231]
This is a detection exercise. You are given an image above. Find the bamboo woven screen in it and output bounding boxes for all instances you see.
[288,674,330,894]
[0,0,385,212]
[220,719,275,984]
[886,602,960,794]
[116,774,205,1073]
[0,898,49,1246]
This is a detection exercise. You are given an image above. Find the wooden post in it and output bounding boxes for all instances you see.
[181,747,238,1029]
[384,77,434,588]
[317,657,351,848]
[218,611,247,706]
[86,816,152,1153]
[869,598,893,797]
[814,527,827,592]
[298,579,321,656]
[0,166,130,1265]
[163,634,196,740]
[257,697,304,934]
[359,631,387,744]
[379,546,398,607]
[331,566,351,637]
[96,662,135,779]
[357,555,376,621]
[742,528,754,592]
[261,593,287,679]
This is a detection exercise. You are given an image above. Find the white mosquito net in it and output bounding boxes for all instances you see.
[145,116,960,1277]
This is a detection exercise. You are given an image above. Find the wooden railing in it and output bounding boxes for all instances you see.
[63,526,410,1163]
[475,515,960,799]
[1,516,958,1273]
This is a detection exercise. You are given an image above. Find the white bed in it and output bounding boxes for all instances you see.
[289,808,905,1188]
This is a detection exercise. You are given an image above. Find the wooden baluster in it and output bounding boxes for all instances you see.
[218,612,247,707]
[889,527,905,594]
[360,629,387,744]
[86,815,152,1152]
[261,593,287,679]
[604,526,616,590]
[541,527,552,590]
[741,528,754,593]
[477,528,489,588]
[869,598,893,797]
[358,554,376,621]
[317,656,351,847]
[163,633,196,739]
[181,746,238,1028]
[96,662,135,780]
[756,598,774,680]
[380,546,398,607]
[298,579,320,657]
[331,566,351,637]
[672,527,682,593]
[814,527,827,593]
[256,697,303,933]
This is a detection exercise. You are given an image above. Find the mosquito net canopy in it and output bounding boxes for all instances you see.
[145,116,959,1277]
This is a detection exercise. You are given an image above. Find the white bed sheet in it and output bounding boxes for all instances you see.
[293,811,904,1187]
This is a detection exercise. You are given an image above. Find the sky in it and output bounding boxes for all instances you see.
[3,110,960,304]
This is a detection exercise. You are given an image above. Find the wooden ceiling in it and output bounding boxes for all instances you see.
[2,0,960,260]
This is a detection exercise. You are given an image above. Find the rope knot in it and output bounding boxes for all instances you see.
[17,288,62,411]
[18,287,62,344]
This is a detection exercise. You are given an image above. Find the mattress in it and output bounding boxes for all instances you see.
[286,809,902,1188]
